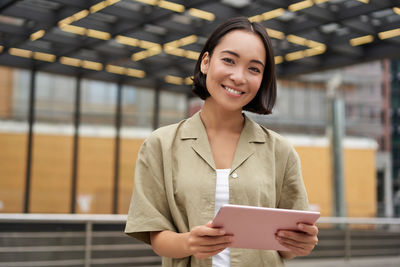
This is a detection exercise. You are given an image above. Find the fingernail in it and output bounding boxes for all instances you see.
[278,232,284,237]
[298,223,304,230]
[219,229,225,235]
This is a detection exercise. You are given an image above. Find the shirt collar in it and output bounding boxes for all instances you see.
[180,111,266,143]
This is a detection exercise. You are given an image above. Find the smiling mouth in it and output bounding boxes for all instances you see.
[223,85,243,95]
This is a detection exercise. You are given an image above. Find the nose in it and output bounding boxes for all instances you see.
[229,67,246,85]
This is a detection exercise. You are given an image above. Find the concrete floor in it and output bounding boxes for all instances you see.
[286,256,400,267]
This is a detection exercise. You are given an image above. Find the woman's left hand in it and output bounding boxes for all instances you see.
[276,223,319,259]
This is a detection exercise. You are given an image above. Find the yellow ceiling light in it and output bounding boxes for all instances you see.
[82,60,103,71]
[106,0,120,5]
[304,45,326,56]
[147,45,163,54]
[188,8,215,21]
[87,29,111,40]
[181,35,198,46]
[356,0,369,4]
[185,77,193,85]
[30,30,45,41]
[60,24,87,35]
[266,28,285,40]
[164,35,197,49]
[91,0,120,13]
[248,15,262,23]
[165,75,184,85]
[314,0,329,4]
[287,34,308,46]
[58,16,75,27]
[33,52,56,62]
[72,10,89,21]
[262,8,285,21]
[132,42,162,61]
[9,48,32,58]
[127,68,146,78]
[306,39,324,47]
[289,0,313,12]
[115,35,140,47]
[106,64,126,75]
[274,56,283,64]
[60,56,82,67]
[135,0,158,5]
[185,50,200,60]
[138,40,161,49]
[350,35,374,46]
[285,50,305,61]
[394,7,400,15]
[164,47,186,57]
[0,45,3,53]
[378,28,400,39]
[58,8,92,27]
[90,1,108,13]
[158,0,185,12]
[131,50,151,61]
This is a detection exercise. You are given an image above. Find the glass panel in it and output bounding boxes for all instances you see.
[118,85,154,213]
[77,79,117,213]
[159,91,187,127]
[30,72,75,213]
[121,85,154,128]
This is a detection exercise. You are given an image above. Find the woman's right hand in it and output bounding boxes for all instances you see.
[186,221,232,259]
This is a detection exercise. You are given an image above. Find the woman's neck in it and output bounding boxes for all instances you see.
[200,99,244,134]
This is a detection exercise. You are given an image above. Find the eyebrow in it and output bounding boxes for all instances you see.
[221,50,265,68]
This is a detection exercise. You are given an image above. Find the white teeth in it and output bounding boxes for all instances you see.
[224,86,242,95]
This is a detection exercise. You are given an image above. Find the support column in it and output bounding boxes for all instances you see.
[113,82,123,214]
[153,85,160,130]
[24,68,36,213]
[326,73,347,217]
[382,59,394,218]
[71,76,81,213]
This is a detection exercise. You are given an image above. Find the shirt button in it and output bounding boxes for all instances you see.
[232,173,238,178]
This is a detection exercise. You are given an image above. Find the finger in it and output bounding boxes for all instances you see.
[276,236,314,256]
[188,233,232,248]
[192,225,226,237]
[202,235,233,246]
[277,229,318,243]
[276,231,318,249]
[297,223,319,236]
[276,235,315,250]
[198,241,231,253]
[196,235,233,246]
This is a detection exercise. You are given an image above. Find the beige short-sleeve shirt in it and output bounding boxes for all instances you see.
[125,112,309,267]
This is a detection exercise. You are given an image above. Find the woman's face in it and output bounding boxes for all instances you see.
[200,29,266,112]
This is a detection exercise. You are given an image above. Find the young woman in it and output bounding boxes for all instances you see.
[125,17,318,267]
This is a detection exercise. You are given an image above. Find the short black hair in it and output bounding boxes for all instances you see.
[192,17,277,115]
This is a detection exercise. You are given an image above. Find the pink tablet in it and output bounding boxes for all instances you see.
[211,204,320,251]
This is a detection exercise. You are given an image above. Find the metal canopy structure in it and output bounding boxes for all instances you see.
[0,0,399,93]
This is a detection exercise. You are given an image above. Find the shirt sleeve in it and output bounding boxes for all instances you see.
[277,146,309,211]
[124,136,176,244]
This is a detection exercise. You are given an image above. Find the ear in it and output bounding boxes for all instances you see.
[200,52,210,75]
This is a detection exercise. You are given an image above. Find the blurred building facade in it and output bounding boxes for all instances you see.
[0,59,393,217]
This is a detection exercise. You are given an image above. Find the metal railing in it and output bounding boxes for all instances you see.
[0,214,400,266]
